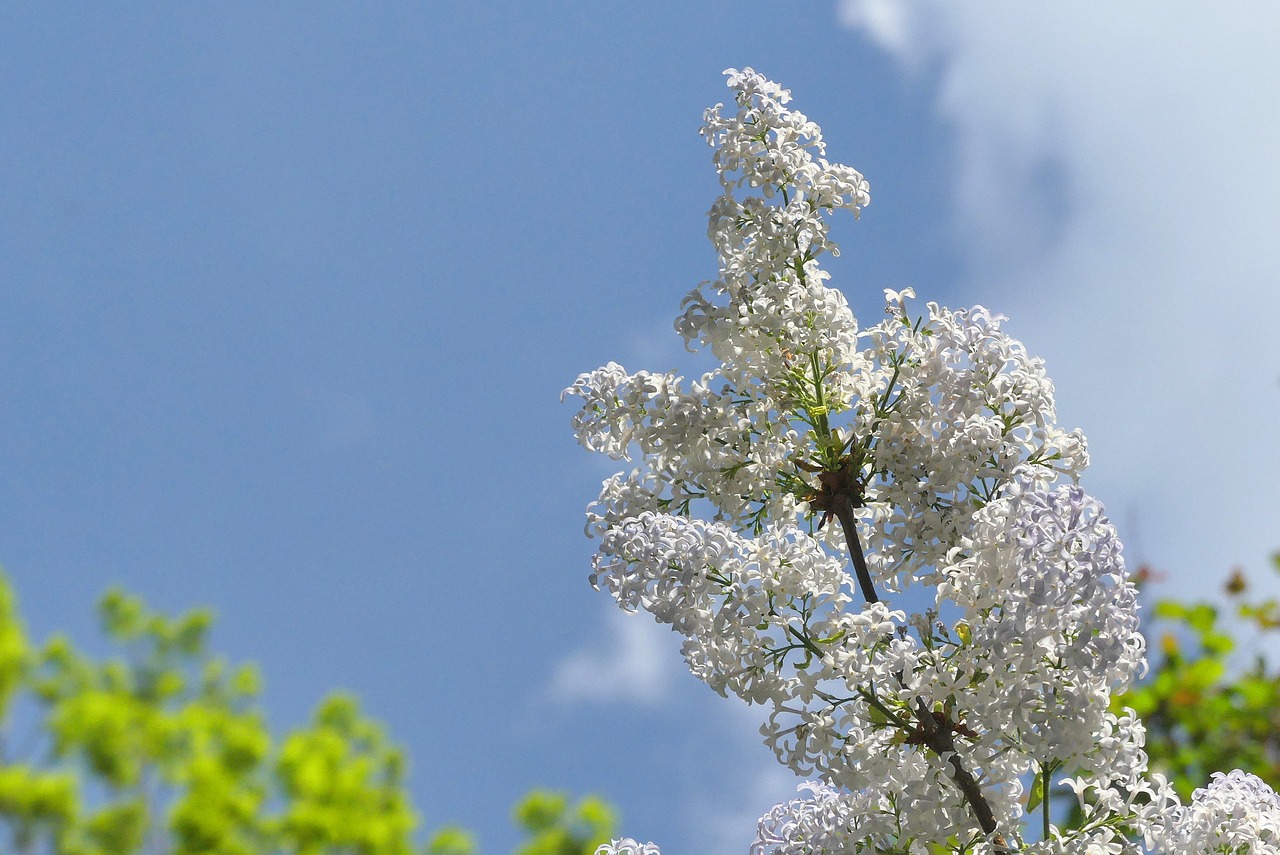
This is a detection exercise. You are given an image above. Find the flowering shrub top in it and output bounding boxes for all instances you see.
[566,69,1274,854]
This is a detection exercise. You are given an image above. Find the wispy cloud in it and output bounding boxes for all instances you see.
[689,699,803,855]
[547,605,801,855]
[549,606,678,706]
[841,1,1280,596]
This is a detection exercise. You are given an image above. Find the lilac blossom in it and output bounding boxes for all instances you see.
[565,68,1275,853]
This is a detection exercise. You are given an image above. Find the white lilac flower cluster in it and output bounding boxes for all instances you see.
[566,68,1276,853]
[564,362,802,535]
[591,513,856,705]
[941,480,1146,771]
[1150,770,1280,853]
[681,68,869,396]
[595,839,661,855]
[855,300,1089,590]
[751,781,876,854]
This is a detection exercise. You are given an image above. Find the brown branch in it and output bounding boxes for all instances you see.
[830,491,878,605]
[832,508,1009,851]
[914,706,1002,840]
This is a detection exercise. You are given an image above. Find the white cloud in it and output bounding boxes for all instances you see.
[688,699,802,855]
[838,0,917,57]
[547,605,803,855]
[549,606,677,705]
[841,1,1280,597]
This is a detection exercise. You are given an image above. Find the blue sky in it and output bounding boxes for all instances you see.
[2,4,1278,854]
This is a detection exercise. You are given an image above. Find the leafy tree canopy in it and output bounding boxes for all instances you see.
[0,573,613,855]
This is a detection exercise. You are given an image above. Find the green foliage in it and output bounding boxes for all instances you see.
[1115,553,1280,799]
[0,578,28,719]
[427,826,478,855]
[274,695,416,854]
[25,588,272,855]
[0,571,615,854]
[511,790,614,855]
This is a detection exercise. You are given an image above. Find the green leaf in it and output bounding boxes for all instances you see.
[1026,770,1043,813]
[430,826,478,855]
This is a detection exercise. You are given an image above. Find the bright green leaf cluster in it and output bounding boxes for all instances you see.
[274,694,416,854]
[0,578,28,718]
[512,790,615,855]
[0,571,615,855]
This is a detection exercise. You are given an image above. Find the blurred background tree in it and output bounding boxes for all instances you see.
[1118,553,1280,797]
[0,574,614,855]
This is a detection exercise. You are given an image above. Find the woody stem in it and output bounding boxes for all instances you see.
[831,491,878,605]
[831,503,1006,847]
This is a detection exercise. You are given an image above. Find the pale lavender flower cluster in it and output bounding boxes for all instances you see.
[566,69,1277,853]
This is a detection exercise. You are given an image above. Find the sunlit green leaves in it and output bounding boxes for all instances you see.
[0,573,616,854]
[512,790,615,855]
[0,573,27,719]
